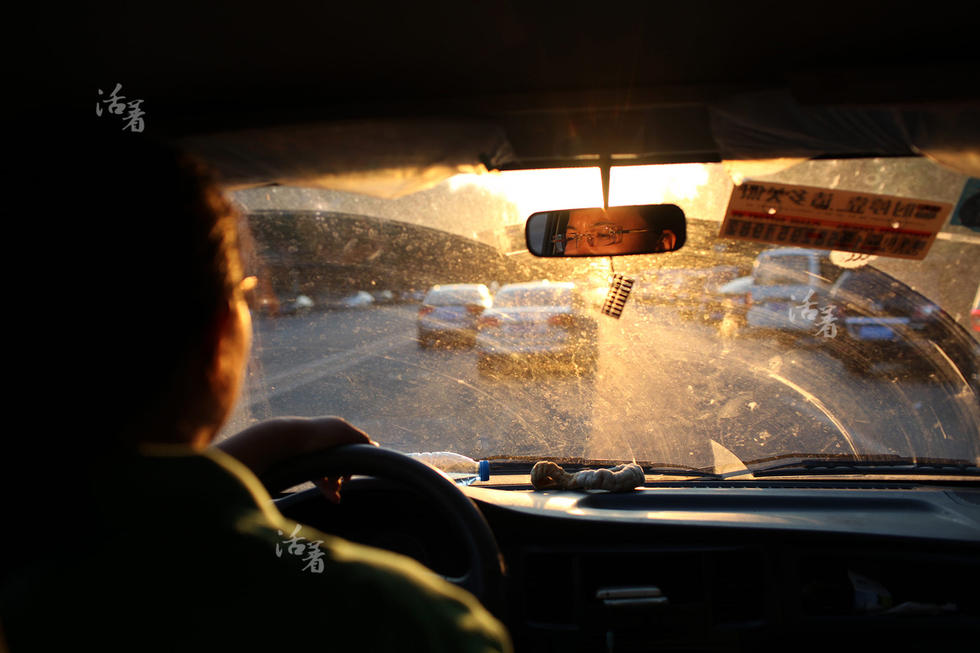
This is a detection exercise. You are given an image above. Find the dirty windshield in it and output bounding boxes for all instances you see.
[225,158,980,473]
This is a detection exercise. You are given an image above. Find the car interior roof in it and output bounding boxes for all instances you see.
[30,2,980,172]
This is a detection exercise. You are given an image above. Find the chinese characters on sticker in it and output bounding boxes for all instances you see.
[721,181,952,261]
[96,83,146,133]
[789,289,838,339]
[276,524,325,573]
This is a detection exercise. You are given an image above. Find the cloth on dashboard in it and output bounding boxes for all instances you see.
[0,446,510,653]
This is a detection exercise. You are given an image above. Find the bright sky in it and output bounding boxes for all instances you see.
[449,163,714,221]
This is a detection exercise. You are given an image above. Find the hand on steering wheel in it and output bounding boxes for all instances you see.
[257,443,505,614]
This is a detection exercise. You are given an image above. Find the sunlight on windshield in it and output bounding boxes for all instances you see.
[227,158,980,471]
[449,163,718,224]
[609,164,711,206]
[449,167,603,219]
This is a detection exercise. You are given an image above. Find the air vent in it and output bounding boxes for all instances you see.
[580,550,707,638]
[584,551,704,600]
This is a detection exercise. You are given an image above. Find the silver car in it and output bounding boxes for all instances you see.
[417,283,492,348]
[476,281,598,375]
[745,247,838,333]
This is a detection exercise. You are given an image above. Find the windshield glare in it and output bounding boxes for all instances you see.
[425,287,488,305]
[494,287,572,308]
[224,157,980,474]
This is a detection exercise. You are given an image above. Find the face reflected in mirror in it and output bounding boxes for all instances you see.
[525,204,686,257]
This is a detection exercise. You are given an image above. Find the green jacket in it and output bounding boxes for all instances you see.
[1,446,511,652]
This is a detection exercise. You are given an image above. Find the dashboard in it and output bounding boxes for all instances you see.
[277,478,980,652]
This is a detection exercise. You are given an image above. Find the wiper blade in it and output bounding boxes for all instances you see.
[749,457,980,477]
[483,456,724,478]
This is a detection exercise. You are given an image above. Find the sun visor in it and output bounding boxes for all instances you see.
[180,120,516,197]
[710,90,980,176]
[902,111,980,178]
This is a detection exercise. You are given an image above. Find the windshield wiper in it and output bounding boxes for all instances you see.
[483,456,725,479]
[748,457,980,478]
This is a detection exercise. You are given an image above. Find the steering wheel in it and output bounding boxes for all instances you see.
[259,444,504,612]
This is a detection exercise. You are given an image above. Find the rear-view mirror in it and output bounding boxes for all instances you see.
[525,204,686,257]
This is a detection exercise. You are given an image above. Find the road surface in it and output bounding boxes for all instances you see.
[220,303,980,470]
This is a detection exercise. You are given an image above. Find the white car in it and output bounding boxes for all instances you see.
[336,291,374,308]
[745,247,839,333]
[708,274,754,324]
[475,281,598,374]
[417,283,492,348]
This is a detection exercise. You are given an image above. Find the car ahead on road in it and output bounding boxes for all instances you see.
[744,247,842,335]
[708,274,754,325]
[19,5,980,653]
[475,281,598,375]
[417,283,492,348]
[676,265,741,322]
[335,290,375,309]
[829,266,979,381]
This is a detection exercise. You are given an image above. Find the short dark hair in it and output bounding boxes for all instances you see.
[60,122,245,453]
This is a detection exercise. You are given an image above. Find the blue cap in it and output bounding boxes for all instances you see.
[478,460,490,481]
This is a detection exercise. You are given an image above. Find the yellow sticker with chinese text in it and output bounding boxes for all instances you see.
[720,181,952,260]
